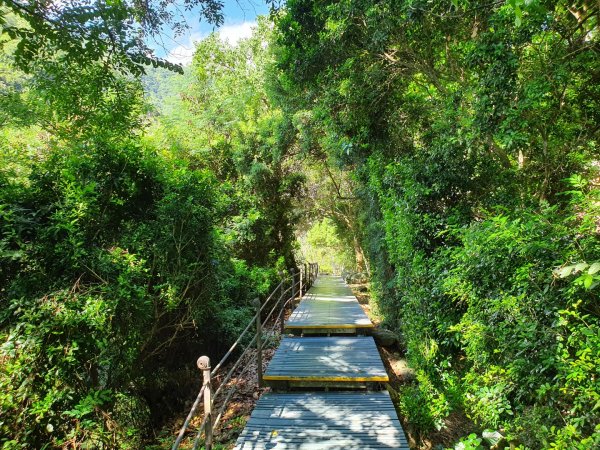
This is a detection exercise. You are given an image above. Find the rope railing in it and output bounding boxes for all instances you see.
[172,262,319,450]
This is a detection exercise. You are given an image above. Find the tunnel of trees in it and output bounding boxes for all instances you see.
[0,1,598,448]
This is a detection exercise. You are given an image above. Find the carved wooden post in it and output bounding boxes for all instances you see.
[197,356,212,450]
[253,298,263,387]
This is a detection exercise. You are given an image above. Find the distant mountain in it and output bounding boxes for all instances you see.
[142,66,195,116]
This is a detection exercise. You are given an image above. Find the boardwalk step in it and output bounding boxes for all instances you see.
[264,336,388,384]
[234,391,409,450]
[236,276,407,449]
[285,277,373,332]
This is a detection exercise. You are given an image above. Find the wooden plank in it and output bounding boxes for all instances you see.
[264,336,388,384]
[234,391,409,450]
[285,276,373,331]
[299,327,358,335]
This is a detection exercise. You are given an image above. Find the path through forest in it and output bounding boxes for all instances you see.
[233,275,409,449]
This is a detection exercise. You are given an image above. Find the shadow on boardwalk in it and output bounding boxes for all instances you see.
[235,391,408,450]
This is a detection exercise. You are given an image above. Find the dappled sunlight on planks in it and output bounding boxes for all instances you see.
[263,337,388,382]
[286,276,373,330]
[235,392,408,449]
[235,275,406,449]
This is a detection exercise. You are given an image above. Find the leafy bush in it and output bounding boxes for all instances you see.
[393,190,599,446]
[0,133,295,445]
[0,8,301,448]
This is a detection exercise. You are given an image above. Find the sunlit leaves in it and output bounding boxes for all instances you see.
[0,0,226,75]
[555,261,600,290]
[273,0,599,447]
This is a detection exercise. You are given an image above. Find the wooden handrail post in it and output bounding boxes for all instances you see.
[197,356,212,450]
[253,298,263,387]
[305,263,309,289]
[291,268,297,301]
[299,265,304,296]
[278,272,285,334]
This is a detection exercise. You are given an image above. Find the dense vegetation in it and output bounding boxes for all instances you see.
[0,5,300,448]
[0,0,598,449]
[272,0,599,447]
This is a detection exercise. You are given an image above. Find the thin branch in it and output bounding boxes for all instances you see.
[322,160,357,201]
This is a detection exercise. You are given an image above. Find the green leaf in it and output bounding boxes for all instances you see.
[556,266,574,278]
[588,262,600,275]
[514,6,522,26]
[482,430,503,446]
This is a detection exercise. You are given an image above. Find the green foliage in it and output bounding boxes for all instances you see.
[1,139,224,446]
[0,13,303,448]
[273,0,600,447]
[299,218,355,273]
[452,433,484,450]
[145,18,303,267]
[397,370,457,432]
[555,261,600,290]
[0,0,225,75]
[2,0,599,447]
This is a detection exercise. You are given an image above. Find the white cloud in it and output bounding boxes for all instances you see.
[166,32,204,66]
[218,21,256,45]
[165,21,256,66]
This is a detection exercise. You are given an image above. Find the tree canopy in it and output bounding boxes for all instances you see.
[270,0,599,447]
[1,0,225,74]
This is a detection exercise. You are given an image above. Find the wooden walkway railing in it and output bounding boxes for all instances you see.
[233,275,409,449]
[172,263,319,450]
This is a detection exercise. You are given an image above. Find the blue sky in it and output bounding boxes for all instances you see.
[148,0,271,65]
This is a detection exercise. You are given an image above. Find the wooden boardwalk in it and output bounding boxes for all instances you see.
[235,392,408,450]
[285,276,373,333]
[264,336,388,386]
[235,275,408,449]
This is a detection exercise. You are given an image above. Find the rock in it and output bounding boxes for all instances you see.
[371,328,399,347]
[345,272,368,284]
[391,357,416,382]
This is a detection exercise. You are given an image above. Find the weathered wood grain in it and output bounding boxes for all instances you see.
[234,391,409,449]
[285,276,373,330]
[264,336,388,383]
[235,275,408,449]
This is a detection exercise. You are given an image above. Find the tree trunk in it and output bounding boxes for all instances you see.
[353,235,366,273]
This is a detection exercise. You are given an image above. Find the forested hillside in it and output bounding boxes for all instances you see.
[0,0,598,449]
